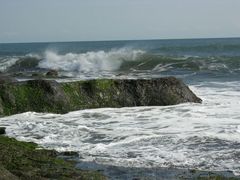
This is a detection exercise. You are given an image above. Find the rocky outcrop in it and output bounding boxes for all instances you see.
[0,79,70,115]
[0,77,201,116]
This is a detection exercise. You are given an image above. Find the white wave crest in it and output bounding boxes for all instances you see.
[38,49,145,73]
[0,57,19,72]
[0,54,41,72]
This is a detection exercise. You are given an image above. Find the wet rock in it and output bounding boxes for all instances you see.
[0,79,70,115]
[59,151,79,157]
[0,165,18,180]
[0,127,6,135]
[12,72,24,77]
[31,72,44,77]
[62,77,202,112]
[46,69,58,77]
[0,136,106,179]
[0,77,201,116]
[77,161,239,180]
[113,77,202,106]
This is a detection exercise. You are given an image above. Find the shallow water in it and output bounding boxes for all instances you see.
[1,81,240,175]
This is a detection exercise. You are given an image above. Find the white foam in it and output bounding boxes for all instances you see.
[0,54,41,72]
[1,81,240,174]
[38,49,145,74]
[0,57,19,72]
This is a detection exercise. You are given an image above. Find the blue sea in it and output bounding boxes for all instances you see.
[0,38,240,179]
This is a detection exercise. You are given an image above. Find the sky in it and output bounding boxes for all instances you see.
[0,0,240,43]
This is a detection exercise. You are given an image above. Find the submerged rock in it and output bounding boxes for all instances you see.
[0,127,6,135]
[0,77,201,116]
[59,151,79,157]
[77,161,239,180]
[31,72,44,77]
[46,69,58,77]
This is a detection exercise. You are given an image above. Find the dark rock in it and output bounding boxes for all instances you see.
[0,165,18,179]
[0,77,201,116]
[77,161,239,180]
[46,69,58,77]
[113,77,202,106]
[59,151,79,157]
[25,79,70,113]
[31,73,43,77]
[0,79,70,115]
[63,77,201,111]
[12,72,24,77]
[0,127,6,134]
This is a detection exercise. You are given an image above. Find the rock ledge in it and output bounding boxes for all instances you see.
[0,77,201,116]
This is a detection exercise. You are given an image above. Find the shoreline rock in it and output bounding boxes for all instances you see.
[1,132,238,180]
[0,77,201,116]
[0,134,239,180]
[0,135,105,179]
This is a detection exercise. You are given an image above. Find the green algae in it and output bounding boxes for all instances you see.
[0,78,201,116]
[62,79,119,110]
[0,80,69,116]
[0,135,106,179]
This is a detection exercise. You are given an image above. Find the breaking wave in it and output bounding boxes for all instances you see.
[0,48,240,78]
[0,54,41,72]
[38,49,145,72]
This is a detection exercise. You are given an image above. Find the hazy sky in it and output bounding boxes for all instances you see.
[0,0,240,43]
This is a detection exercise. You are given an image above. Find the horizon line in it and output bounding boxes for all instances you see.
[1,36,240,44]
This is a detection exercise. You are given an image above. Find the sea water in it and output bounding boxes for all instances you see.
[0,38,240,177]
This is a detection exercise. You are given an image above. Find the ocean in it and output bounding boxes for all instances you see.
[0,38,240,179]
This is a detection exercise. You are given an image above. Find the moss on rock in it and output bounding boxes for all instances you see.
[0,77,202,116]
[0,135,106,179]
[0,80,70,116]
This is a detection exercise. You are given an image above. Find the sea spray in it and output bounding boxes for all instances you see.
[0,45,240,80]
[38,48,145,73]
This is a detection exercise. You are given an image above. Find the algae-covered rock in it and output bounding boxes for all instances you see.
[0,136,106,179]
[0,77,201,116]
[62,77,201,110]
[0,165,18,180]
[0,79,70,115]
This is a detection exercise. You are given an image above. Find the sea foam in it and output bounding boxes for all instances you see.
[38,49,145,73]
